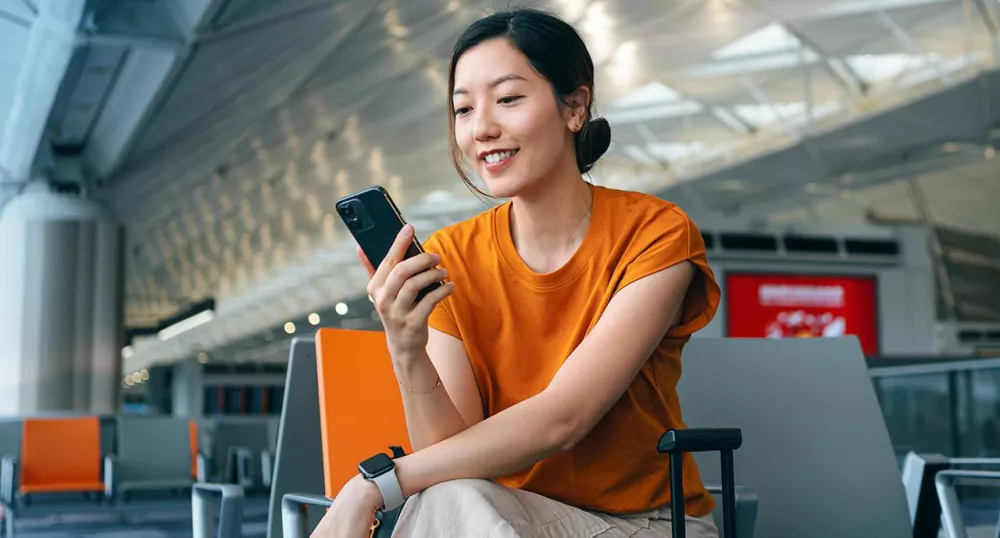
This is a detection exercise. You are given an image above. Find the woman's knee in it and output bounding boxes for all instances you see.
[413,478,498,504]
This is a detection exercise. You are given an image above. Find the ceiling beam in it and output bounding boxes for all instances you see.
[876,11,952,86]
[0,0,85,184]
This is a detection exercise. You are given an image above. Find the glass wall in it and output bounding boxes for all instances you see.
[871,358,1000,460]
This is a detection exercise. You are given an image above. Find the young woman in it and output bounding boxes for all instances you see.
[314,8,722,538]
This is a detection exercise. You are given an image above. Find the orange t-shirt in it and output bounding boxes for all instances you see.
[422,185,721,516]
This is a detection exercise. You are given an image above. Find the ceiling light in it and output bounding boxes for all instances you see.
[284,322,296,334]
[157,307,215,341]
[197,352,209,364]
[308,313,321,325]
[131,372,142,383]
[121,380,129,388]
[121,345,133,359]
[140,369,149,381]
[125,377,134,387]
[335,303,349,315]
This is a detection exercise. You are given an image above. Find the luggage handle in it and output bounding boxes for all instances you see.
[658,428,743,538]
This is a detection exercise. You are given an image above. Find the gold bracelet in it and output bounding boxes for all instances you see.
[397,375,443,394]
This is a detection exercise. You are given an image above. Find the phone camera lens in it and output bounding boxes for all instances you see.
[338,204,354,217]
[347,218,362,231]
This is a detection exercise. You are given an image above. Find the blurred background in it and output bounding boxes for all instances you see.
[0,0,998,536]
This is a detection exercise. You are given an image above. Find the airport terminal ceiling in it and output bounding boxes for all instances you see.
[1,0,998,369]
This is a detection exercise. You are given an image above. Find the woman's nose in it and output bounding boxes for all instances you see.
[473,109,500,141]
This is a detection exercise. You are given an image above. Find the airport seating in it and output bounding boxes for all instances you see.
[0,421,21,535]
[191,337,325,538]
[901,452,1000,538]
[279,328,756,537]
[675,337,913,538]
[10,417,106,497]
[105,416,194,500]
[189,420,203,481]
[211,421,273,490]
[265,337,325,538]
[1,416,108,537]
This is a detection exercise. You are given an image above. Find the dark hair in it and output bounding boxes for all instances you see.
[447,8,612,197]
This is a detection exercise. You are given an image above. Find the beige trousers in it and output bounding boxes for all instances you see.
[392,479,720,537]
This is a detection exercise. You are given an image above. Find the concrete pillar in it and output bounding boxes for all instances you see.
[0,182,124,416]
[171,359,205,419]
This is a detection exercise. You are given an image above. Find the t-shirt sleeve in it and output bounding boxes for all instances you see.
[617,207,721,338]
[421,233,462,340]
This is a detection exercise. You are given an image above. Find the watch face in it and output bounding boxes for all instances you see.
[359,452,394,478]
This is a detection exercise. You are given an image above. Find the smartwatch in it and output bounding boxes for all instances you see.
[358,452,405,511]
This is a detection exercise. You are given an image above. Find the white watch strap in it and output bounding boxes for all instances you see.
[372,467,405,511]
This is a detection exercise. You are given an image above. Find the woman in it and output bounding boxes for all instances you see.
[315,8,721,538]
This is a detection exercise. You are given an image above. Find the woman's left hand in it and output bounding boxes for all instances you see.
[310,474,384,538]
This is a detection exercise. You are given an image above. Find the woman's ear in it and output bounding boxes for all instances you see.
[563,86,591,132]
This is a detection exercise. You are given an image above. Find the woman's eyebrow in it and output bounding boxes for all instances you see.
[453,74,527,96]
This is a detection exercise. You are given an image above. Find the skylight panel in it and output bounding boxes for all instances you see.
[713,23,802,60]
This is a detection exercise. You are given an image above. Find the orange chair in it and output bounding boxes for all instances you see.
[18,417,106,496]
[189,420,201,480]
[315,328,412,496]
[281,328,411,535]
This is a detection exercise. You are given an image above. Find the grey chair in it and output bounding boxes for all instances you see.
[106,416,194,501]
[901,452,1000,538]
[210,421,273,490]
[192,337,325,538]
[266,337,325,538]
[676,336,913,538]
[0,421,21,535]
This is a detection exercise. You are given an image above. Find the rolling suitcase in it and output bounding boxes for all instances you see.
[659,428,744,538]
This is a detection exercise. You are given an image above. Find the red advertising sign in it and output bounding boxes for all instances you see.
[725,273,879,356]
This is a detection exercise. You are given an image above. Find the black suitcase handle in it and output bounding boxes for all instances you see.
[658,428,743,538]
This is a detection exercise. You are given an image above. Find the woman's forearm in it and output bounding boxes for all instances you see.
[394,350,470,451]
[393,389,571,497]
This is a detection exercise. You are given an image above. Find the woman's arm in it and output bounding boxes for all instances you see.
[393,261,696,496]
[395,329,484,451]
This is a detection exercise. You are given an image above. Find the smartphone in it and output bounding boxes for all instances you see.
[335,186,443,303]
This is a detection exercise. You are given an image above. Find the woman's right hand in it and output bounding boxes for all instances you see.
[360,224,455,363]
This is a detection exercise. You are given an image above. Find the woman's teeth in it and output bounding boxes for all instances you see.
[484,150,518,164]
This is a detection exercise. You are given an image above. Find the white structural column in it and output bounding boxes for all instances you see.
[0,185,124,415]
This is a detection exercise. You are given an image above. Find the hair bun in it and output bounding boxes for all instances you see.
[577,117,611,173]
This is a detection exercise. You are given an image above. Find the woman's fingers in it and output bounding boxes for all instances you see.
[392,267,448,314]
[409,281,456,321]
[380,252,441,304]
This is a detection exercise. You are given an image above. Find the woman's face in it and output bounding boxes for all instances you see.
[451,38,581,199]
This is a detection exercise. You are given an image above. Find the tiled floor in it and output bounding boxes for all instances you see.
[4,496,997,536]
[2,495,270,537]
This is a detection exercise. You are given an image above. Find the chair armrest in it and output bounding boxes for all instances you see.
[658,428,743,454]
[195,454,207,482]
[282,493,333,538]
[706,485,758,538]
[103,456,115,499]
[1,456,17,506]
[261,451,274,488]
[191,482,245,538]
[935,470,1000,538]
[232,447,254,488]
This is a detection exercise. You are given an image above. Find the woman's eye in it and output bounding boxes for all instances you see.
[454,106,471,116]
[498,95,523,105]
